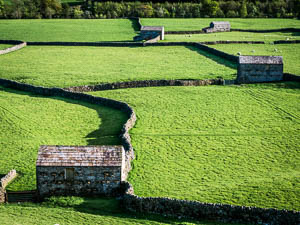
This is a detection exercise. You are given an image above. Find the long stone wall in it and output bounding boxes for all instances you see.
[274,40,300,44]
[231,28,300,33]
[0,40,26,55]
[64,79,223,92]
[121,182,300,225]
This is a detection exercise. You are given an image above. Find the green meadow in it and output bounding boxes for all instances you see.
[164,31,300,43]
[141,18,300,31]
[0,44,12,50]
[0,45,235,88]
[0,86,127,191]
[0,19,137,42]
[93,83,300,211]
[213,44,300,75]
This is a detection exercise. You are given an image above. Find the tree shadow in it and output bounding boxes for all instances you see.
[0,86,128,146]
[185,45,237,70]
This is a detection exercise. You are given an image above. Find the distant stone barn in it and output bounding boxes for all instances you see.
[36,145,125,198]
[237,56,283,83]
[141,26,165,40]
[203,21,231,33]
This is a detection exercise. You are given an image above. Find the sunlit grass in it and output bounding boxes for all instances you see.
[92,83,300,210]
[0,19,137,42]
[0,45,236,88]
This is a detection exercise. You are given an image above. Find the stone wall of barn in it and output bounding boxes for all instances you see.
[36,166,122,198]
[237,64,283,83]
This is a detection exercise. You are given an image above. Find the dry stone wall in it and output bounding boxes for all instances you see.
[0,170,17,203]
[0,78,136,180]
[0,40,26,55]
[121,182,300,225]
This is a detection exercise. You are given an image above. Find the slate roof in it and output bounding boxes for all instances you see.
[36,145,124,167]
[211,21,230,26]
[239,56,283,64]
[141,26,164,31]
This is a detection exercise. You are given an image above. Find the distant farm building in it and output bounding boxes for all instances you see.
[140,26,165,40]
[202,21,231,33]
[36,145,125,198]
[237,56,283,83]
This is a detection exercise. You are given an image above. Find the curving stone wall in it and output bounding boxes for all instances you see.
[121,181,300,225]
[0,170,17,203]
[0,78,136,179]
[0,40,26,55]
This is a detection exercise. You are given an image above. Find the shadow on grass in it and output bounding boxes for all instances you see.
[0,86,128,146]
[129,18,141,32]
[185,45,237,70]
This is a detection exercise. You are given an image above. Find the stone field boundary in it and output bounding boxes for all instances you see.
[0,40,26,55]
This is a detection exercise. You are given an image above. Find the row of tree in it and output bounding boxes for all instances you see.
[0,0,300,19]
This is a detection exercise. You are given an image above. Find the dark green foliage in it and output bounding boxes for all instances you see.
[1,0,300,18]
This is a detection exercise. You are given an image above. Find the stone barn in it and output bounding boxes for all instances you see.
[36,145,125,198]
[203,21,231,33]
[141,26,165,40]
[237,56,283,84]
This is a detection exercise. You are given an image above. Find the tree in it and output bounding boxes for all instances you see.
[40,0,61,18]
[240,1,248,18]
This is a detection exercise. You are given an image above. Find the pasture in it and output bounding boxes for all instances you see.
[164,31,300,43]
[0,46,235,88]
[213,44,300,75]
[0,86,127,191]
[0,19,137,42]
[0,17,299,224]
[93,83,300,211]
[141,18,300,31]
[0,44,12,50]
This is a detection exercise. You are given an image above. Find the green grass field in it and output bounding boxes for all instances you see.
[0,45,235,88]
[0,86,127,191]
[212,44,300,75]
[92,83,300,211]
[164,31,300,43]
[0,44,12,50]
[0,19,137,42]
[141,18,300,31]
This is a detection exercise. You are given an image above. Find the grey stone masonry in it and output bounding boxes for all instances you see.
[203,21,231,33]
[237,56,283,83]
[36,145,125,198]
[141,26,165,40]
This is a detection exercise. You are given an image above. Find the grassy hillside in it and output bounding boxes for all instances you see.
[0,46,236,88]
[0,86,127,191]
[213,44,300,75]
[92,83,300,211]
[141,18,300,31]
[164,31,300,43]
[0,19,137,42]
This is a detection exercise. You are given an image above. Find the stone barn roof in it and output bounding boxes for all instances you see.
[36,145,124,167]
[141,26,164,31]
[239,56,283,65]
[210,21,230,26]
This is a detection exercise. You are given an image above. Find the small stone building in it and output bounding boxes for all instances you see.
[237,56,283,83]
[141,26,165,40]
[36,145,125,198]
[203,21,231,33]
